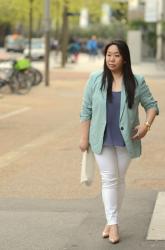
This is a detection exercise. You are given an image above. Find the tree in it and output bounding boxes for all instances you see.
[0,0,43,32]
[0,0,127,35]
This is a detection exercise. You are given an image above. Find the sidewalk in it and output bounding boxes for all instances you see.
[48,53,165,78]
[0,54,164,250]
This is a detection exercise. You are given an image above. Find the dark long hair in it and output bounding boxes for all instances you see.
[101,40,136,109]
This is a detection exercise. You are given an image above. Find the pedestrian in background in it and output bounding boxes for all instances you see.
[86,35,98,59]
[68,37,80,63]
[79,40,159,244]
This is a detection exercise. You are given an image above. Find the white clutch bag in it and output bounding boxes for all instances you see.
[80,146,96,186]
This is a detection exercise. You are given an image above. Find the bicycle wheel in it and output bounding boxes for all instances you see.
[28,68,43,86]
[10,71,32,95]
[8,72,20,93]
[24,68,36,85]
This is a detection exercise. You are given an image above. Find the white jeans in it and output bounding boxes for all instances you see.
[94,146,131,225]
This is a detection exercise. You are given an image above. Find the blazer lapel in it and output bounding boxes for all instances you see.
[120,82,126,121]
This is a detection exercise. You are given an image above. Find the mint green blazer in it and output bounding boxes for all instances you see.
[80,70,159,158]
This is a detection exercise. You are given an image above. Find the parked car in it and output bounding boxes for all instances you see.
[5,34,25,53]
[24,38,45,60]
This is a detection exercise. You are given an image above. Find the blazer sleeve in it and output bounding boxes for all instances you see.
[139,77,159,115]
[80,73,94,122]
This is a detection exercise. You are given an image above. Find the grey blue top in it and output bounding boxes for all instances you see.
[103,91,125,147]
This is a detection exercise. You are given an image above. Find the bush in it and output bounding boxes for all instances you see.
[69,21,127,40]
[128,20,157,58]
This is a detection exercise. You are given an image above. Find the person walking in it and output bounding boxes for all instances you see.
[79,40,159,244]
[68,38,80,63]
[86,35,98,59]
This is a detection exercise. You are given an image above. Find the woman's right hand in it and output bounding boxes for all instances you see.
[79,138,89,152]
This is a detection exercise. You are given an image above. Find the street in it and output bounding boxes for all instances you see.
[0,53,164,198]
[0,53,164,249]
[1,0,165,248]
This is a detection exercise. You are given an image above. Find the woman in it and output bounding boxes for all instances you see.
[79,40,159,244]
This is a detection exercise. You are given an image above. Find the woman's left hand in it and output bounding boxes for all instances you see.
[132,124,148,140]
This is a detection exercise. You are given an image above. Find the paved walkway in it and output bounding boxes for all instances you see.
[48,53,165,77]
[0,190,164,250]
[0,54,164,249]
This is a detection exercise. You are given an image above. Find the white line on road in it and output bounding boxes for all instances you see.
[0,107,31,120]
[0,131,58,169]
[147,192,165,240]
[0,121,74,169]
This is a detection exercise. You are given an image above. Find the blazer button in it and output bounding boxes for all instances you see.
[121,126,124,130]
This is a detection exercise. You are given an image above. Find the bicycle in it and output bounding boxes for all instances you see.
[27,67,43,86]
[15,58,43,86]
[0,60,32,95]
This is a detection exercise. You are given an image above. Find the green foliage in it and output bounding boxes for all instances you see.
[69,21,127,40]
[128,20,157,57]
[162,21,165,33]
[0,0,43,30]
[0,0,127,31]
[128,20,147,30]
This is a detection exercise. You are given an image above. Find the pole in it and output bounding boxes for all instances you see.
[29,0,33,59]
[61,1,69,67]
[156,20,163,60]
[44,0,51,86]
[156,0,164,61]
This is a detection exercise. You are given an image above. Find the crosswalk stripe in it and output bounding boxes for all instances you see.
[0,107,31,120]
[147,192,165,240]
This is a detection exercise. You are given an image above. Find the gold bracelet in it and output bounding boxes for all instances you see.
[145,121,151,131]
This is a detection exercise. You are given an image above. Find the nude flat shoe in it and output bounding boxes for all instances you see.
[109,236,120,244]
[109,224,120,244]
[102,225,110,238]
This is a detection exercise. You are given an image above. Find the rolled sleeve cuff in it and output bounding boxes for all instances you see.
[145,102,159,115]
[80,114,91,122]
